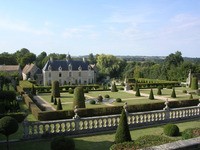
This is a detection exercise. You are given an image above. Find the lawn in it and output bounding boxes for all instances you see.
[1,119,200,150]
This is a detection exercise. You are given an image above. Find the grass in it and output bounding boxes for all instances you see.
[1,119,200,150]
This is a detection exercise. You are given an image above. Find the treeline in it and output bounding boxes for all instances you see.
[1,49,200,82]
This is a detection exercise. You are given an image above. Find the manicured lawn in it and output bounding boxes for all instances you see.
[1,119,200,150]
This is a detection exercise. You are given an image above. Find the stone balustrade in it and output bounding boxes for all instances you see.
[23,104,200,139]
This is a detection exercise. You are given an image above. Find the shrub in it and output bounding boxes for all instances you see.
[149,89,154,100]
[157,85,163,89]
[84,89,89,93]
[73,87,85,108]
[182,128,195,140]
[182,90,187,93]
[157,88,162,95]
[189,94,193,99]
[166,85,172,89]
[89,100,96,104]
[31,85,36,95]
[0,112,25,123]
[97,95,103,102]
[111,82,118,92]
[51,96,54,103]
[191,77,198,90]
[171,88,176,98]
[68,88,74,94]
[50,136,75,150]
[0,116,19,150]
[104,94,110,99]
[135,88,140,97]
[54,98,57,105]
[120,87,124,90]
[115,109,132,143]
[116,98,122,102]
[51,81,60,98]
[57,99,62,110]
[110,142,135,150]
[163,124,179,136]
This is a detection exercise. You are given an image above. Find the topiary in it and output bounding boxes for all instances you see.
[51,96,54,103]
[73,87,85,108]
[51,81,60,98]
[189,94,193,99]
[157,85,163,89]
[135,88,140,97]
[57,99,62,110]
[182,90,187,93]
[166,85,172,89]
[191,77,198,90]
[163,124,179,136]
[115,109,132,143]
[149,89,154,100]
[54,98,57,105]
[111,82,118,92]
[104,94,110,99]
[0,116,19,150]
[51,136,75,150]
[171,88,176,98]
[97,95,103,102]
[68,88,74,94]
[89,100,96,104]
[157,88,162,95]
[84,89,89,93]
[116,98,122,102]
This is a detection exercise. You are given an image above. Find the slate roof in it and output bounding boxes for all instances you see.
[22,64,35,74]
[43,60,93,71]
[35,68,42,74]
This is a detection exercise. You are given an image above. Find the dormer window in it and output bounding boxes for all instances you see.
[48,65,52,71]
[68,64,72,71]
[78,66,82,71]
[58,66,62,71]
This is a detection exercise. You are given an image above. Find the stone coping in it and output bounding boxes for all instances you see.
[140,137,200,150]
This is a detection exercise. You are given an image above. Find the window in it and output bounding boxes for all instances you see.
[59,72,62,77]
[49,72,51,78]
[69,72,72,77]
[59,79,62,85]
[79,72,81,77]
[79,79,81,84]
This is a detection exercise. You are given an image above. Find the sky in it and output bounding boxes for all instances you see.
[0,0,200,57]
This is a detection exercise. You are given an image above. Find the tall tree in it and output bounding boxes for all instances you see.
[88,53,95,64]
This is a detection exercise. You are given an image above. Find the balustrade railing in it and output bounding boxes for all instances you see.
[23,101,200,139]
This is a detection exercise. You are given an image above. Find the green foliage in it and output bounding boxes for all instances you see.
[104,94,110,98]
[149,89,154,100]
[157,88,162,95]
[189,94,193,99]
[166,85,172,89]
[51,81,60,98]
[83,89,89,93]
[57,99,62,110]
[68,88,74,94]
[89,100,96,104]
[191,77,198,90]
[135,88,140,96]
[31,85,36,95]
[115,109,132,143]
[163,124,179,136]
[51,96,53,103]
[111,82,118,92]
[171,88,176,98]
[54,98,57,105]
[97,95,103,102]
[182,128,195,140]
[116,98,122,102]
[50,136,75,150]
[182,90,187,93]
[0,112,25,123]
[110,142,135,150]
[73,87,85,108]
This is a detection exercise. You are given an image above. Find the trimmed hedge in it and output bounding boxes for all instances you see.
[163,124,179,136]
[0,112,26,123]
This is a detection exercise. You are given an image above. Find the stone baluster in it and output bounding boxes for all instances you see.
[73,105,80,131]
[37,124,40,135]
[31,125,34,135]
[123,102,129,116]
[53,123,57,133]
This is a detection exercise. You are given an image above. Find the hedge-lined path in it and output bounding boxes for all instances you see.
[34,96,56,111]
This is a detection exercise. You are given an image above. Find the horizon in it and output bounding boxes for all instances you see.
[0,0,200,57]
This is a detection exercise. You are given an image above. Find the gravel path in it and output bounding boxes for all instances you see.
[34,95,56,111]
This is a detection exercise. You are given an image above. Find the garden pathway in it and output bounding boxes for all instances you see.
[34,95,56,111]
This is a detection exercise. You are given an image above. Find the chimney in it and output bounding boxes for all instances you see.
[83,57,86,63]
[50,57,53,63]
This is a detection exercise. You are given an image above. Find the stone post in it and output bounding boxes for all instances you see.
[163,99,170,121]
[73,105,80,131]
[123,102,129,116]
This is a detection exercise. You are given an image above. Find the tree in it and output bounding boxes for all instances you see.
[191,77,198,90]
[149,89,154,100]
[51,81,60,97]
[54,98,57,105]
[88,53,95,64]
[171,88,176,98]
[73,87,85,108]
[164,51,184,68]
[0,116,19,150]
[189,94,193,99]
[20,53,36,67]
[135,88,140,96]
[57,99,63,110]
[111,82,118,92]
[51,96,54,103]
[36,51,47,69]
[115,109,132,143]
[157,88,162,95]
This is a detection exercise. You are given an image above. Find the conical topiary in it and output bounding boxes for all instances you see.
[54,98,57,105]
[191,77,198,90]
[115,109,132,143]
[157,88,162,95]
[51,80,60,98]
[171,88,176,98]
[111,82,118,92]
[51,96,54,103]
[135,88,140,96]
[149,89,154,100]
[57,99,63,110]
[133,83,138,91]
[189,94,193,99]
[73,87,85,108]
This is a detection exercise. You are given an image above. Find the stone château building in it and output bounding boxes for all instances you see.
[42,54,96,86]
